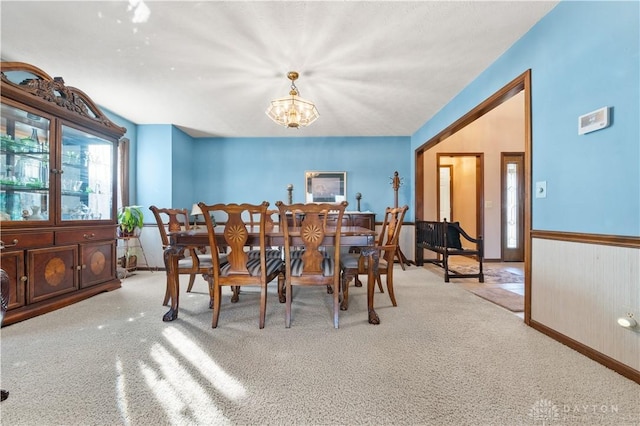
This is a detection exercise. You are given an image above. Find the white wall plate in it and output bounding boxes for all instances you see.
[578,106,610,135]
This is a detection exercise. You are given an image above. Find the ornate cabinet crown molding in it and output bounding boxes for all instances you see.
[1,61,126,135]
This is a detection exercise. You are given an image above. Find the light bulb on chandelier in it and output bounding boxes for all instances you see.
[266,71,319,128]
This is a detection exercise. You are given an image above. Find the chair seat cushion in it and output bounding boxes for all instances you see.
[220,257,282,277]
[340,253,360,269]
[177,258,195,268]
[290,257,335,277]
[340,253,387,270]
[290,249,330,259]
[210,254,227,265]
[247,249,282,260]
[179,254,224,269]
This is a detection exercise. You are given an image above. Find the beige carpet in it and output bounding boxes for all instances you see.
[1,267,638,425]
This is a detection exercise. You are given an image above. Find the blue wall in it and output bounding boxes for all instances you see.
[136,124,173,215]
[108,113,411,221]
[412,1,639,236]
[190,136,411,217]
[110,1,638,235]
[128,124,197,221]
[170,126,197,211]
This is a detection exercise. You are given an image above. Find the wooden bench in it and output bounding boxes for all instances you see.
[415,220,484,282]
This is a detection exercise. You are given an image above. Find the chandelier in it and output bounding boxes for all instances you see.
[266,71,319,128]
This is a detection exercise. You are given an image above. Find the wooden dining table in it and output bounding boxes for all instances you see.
[162,225,383,325]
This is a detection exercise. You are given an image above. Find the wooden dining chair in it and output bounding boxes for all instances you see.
[247,208,282,260]
[149,205,213,306]
[247,208,285,303]
[276,200,348,328]
[340,205,408,310]
[199,201,284,329]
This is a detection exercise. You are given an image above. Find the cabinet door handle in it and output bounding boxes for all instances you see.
[76,265,83,271]
[20,276,28,282]
[83,233,95,240]
[0,239,19,249]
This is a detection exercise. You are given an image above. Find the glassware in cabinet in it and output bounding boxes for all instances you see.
[61,125,114,222]
[1,61,126,325]
[0,103,51,222]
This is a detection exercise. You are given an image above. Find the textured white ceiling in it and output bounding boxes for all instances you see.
[0,1,557,138]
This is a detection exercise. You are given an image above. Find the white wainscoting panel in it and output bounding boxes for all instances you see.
[531,238,640,370]
[137,225,165,268]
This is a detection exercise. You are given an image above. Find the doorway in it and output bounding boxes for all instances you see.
[501,153,524,261]
[414,70,531,323]
[437,154,483,240]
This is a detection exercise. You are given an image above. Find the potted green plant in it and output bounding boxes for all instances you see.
[117,205,144,237]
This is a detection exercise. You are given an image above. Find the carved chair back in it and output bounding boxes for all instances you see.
[148,206,190,248]
[198,201,284,328]
[149,205,209,305]
[275,201,348,328]
[340,205,408,311]
[378,205,409,263]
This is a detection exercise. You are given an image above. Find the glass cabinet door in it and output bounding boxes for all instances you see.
[0,103,51,222]
[61,125,114,222]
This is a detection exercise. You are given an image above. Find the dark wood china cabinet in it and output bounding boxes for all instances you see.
[0,62,126,325]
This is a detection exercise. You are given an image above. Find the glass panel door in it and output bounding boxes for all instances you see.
[501,153,524,261]
[438,165,452,221]
[0,103,51,222]
[61,125,113,221]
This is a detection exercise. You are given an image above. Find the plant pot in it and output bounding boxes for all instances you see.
[117,227,139,238]
[118,255,137,269]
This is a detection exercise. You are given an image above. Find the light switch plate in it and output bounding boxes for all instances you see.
[535,181,547,198]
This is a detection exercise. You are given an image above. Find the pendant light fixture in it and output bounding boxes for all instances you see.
[266,71,319,128]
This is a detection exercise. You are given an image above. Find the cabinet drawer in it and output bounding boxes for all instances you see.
[325,215,349,227]
[1,232,54,250]
[55,227,115,244]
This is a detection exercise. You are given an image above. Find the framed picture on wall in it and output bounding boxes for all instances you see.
[305,171,346,203]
